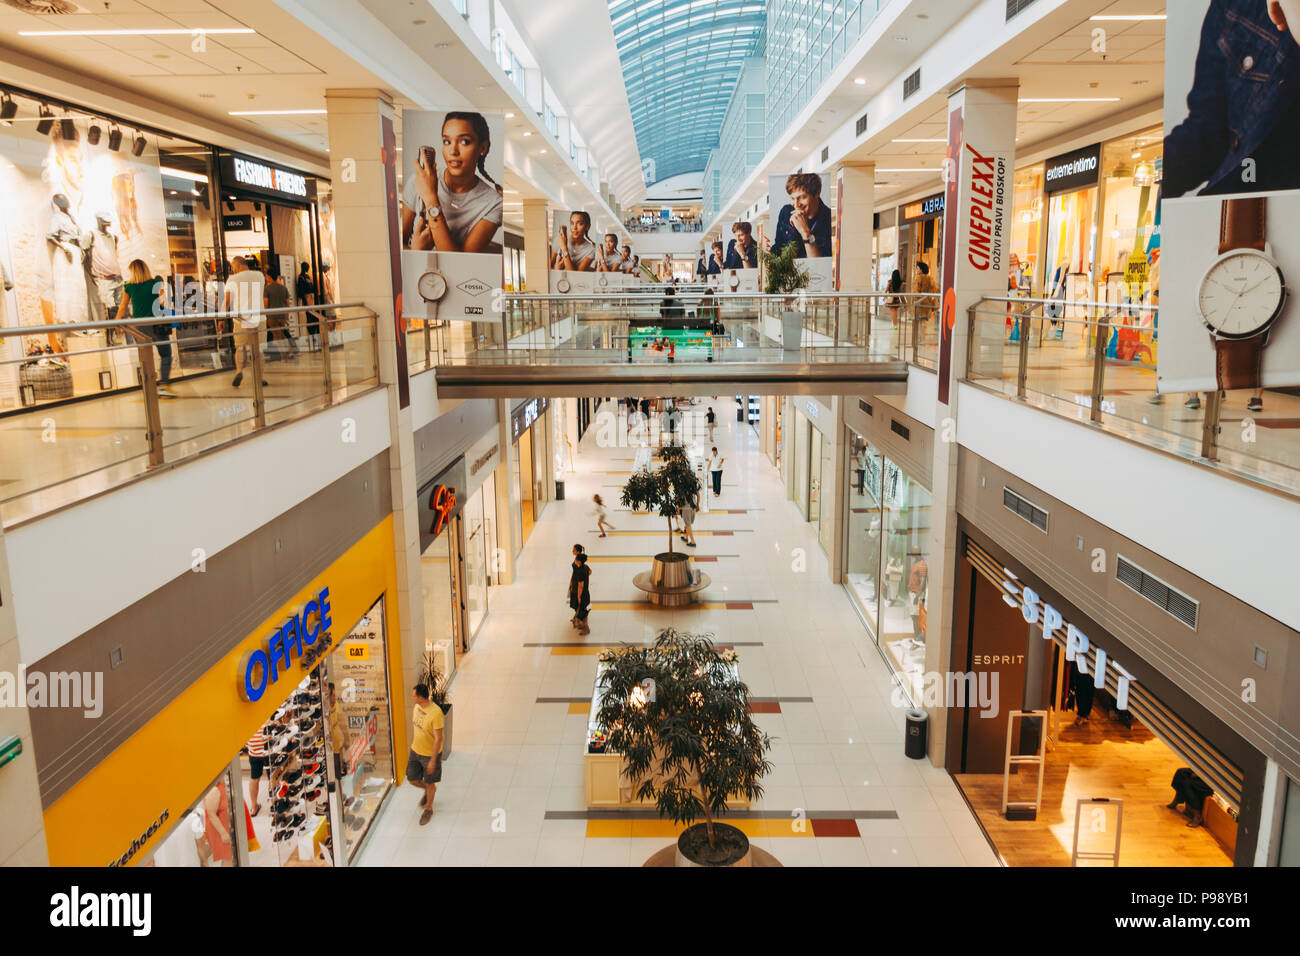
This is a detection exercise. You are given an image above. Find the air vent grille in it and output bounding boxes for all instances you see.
[903,69,921,100]
[1002,487,1048,533]
[1006,0,1040,21]
[890,419,910,440]
[1116,555,1199,629]
[855,112,869,136]
[821,146,829,163]
[858,399,873,416]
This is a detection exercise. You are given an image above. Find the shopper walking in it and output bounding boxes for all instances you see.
[117,258,177,398]
[679,495,698,548]
[406,682,445,825]
[245,726,269,815]
[570,552,591,635]
[225,256,267,389]
[569,544,586,626]
[706,406,716,442]
[707,446,725,498]
[296,261,319,350]
[263,269,298,360]
[592,494,615,537]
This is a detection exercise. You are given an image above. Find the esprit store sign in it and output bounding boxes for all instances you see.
[428,484,457,537]
[238,586,333,702]
[1000,570,1135,709]
[230,156,308,198]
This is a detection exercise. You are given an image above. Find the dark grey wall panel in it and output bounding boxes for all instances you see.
[29,452,392,808]
[414,398,499,488]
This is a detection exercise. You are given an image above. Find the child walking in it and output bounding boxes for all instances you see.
[593,494,615,537]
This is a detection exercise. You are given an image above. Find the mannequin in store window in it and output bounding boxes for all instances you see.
[906,552,928,641]
[884,531,907,607]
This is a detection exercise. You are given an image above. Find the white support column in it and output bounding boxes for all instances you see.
[523,199,549,293]
[0,526,49,866]
[325,88,426,698]
[926,78,1019,765]
[836,162,876,290]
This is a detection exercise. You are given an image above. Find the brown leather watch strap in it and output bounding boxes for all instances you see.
[1218,197,1267,254]
[1213,336,1264,391]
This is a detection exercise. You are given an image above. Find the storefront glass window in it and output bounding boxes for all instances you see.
[809,426,823,525]
[463,481,491,638]
[1044,186,1098,333]
[147,770,238,867]
[1098,127,1162,310]
[793,412,809,515]
[880,462,931,691]
[422,527,457,665]
[1009,164,1044,293]
[841,428,932,692]
[844,431,883,637]
[315,180,338,306]
[322,596,394,863]
[0,90,213,403]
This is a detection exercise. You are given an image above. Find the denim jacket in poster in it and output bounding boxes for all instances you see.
[1163,0,1300,197]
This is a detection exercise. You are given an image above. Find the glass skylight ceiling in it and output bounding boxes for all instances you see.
[608,0,765,186]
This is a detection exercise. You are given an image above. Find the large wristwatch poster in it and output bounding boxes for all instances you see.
[399,109,505,321]
[1159,0,1299,393]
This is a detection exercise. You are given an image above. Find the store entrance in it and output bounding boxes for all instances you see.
[949,549,1237,867]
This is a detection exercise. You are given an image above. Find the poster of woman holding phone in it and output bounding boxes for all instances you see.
[400,110,504,320]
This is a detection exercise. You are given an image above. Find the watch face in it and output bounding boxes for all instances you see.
[556,277,571,294]
[418,270,447,302]
[1198,250,1286,339]
[598,274,609,288]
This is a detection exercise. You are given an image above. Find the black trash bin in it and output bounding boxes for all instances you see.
[555,479,565,501]
[904,708,928,760]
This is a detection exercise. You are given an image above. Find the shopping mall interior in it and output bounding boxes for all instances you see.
[0,0,1296,883]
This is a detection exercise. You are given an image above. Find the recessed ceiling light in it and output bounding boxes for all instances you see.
[1017,97,1119,103]
[21,27,255,36]
[892,138,945,143]
[523,131,532,137]
[1089,14,1166,21]
[876,168,936,173]
[854,77,866,85]
[228,109,327,116]
[539,148,547,154]
[505,112,515,118]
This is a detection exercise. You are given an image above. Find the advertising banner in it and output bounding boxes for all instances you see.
[937,83,1019,406]
[1159,0,1300,393]
[549,209,599,294]
[767,173,834,292]
[399,109,504,321]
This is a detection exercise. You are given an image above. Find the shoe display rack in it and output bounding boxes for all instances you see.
[265,671,332,864]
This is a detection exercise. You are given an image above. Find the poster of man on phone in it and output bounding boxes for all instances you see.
[768,173,833,291]
[399,109,504,320]
[549,210,622,293]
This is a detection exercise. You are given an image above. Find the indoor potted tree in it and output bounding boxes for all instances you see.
[417,645,452,758]
[596,629,773,866]
[620,444,703,602]
[760,241,811,351]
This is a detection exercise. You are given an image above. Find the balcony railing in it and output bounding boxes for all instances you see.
[0,303,380,527]
[966,296,1299,496]
[406,291,940,370]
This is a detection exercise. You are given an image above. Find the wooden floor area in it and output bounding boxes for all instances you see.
[955,710,1234,867]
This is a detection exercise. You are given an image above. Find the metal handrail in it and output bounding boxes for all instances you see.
[966,295,1226,467]
[502,291,929,302]
[0,300,371,337]
[976,295,1157,313]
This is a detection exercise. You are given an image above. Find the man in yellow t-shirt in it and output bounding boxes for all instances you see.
[406,683,445,826]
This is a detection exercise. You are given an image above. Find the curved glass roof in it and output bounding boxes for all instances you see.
[608,0,765,187]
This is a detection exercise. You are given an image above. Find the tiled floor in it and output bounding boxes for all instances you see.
[358,396,1000,867]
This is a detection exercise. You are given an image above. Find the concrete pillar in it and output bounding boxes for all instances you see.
[926,78,1019,765]
[0,526,49,866]
[523,198,549,292]
[324,89,426,703]
[836,162,875,291]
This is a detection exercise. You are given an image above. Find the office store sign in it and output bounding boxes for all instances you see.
[238,587,334,702]
[1000,569,1135,709]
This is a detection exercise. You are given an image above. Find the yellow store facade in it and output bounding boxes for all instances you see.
[42,516,409,868]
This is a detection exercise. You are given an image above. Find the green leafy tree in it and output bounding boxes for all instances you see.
[596,629,773,849]
[619,444,700,555]
[760,241,811,295]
